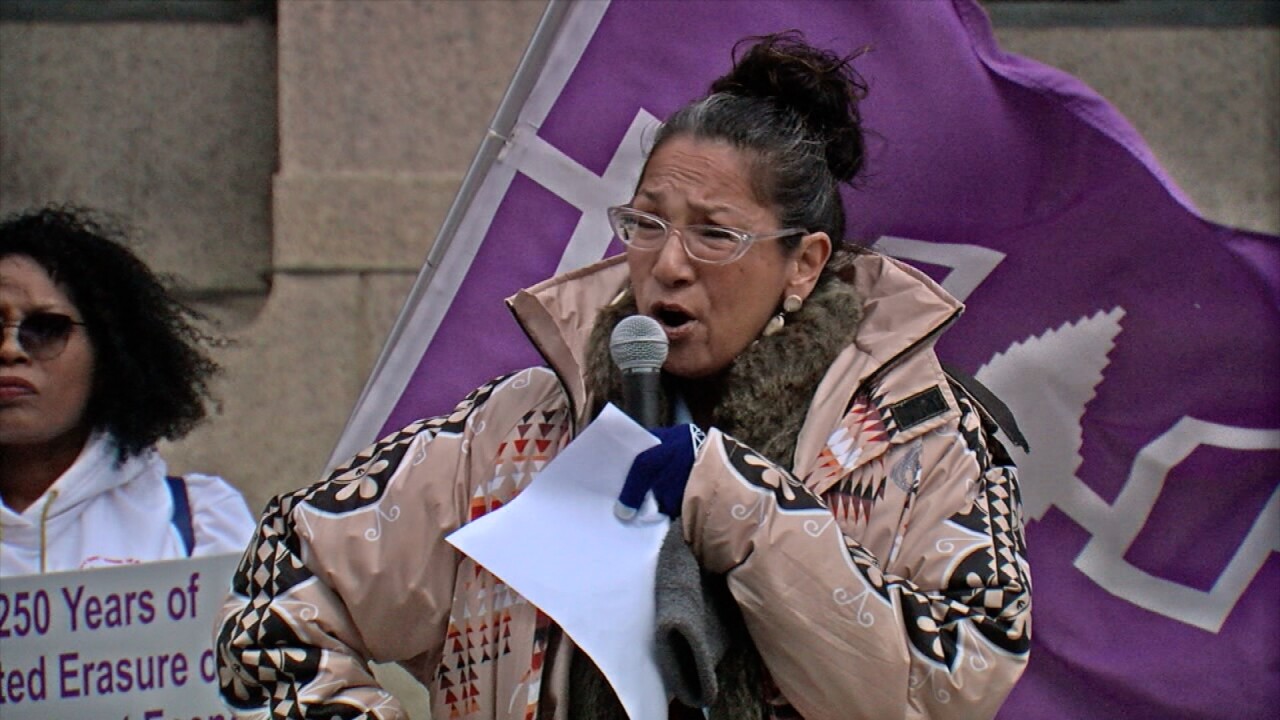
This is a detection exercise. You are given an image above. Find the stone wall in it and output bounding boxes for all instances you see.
[993,24,1278,235]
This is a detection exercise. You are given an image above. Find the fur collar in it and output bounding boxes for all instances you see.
[583,253,862,466]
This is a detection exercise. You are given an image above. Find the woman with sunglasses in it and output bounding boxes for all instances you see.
[0,206,255,576]
[218,33,1030,719]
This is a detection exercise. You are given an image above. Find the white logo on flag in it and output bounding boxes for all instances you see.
[500,110,660,275]
[873,235,1006,302]
[1074,418,1280,632]
[977,302,1278,632]
[884,237,1280,632]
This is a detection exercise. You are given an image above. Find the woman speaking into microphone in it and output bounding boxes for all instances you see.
[217,32,1030,720]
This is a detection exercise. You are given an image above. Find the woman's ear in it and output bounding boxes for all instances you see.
[788,231,832,299]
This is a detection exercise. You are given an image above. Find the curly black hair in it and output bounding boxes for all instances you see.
[0,205,220,460]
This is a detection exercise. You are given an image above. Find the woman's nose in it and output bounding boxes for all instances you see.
[0,326,29,363]
[649,229,696,287]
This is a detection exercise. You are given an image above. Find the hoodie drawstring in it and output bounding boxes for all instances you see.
[38,489,59,574]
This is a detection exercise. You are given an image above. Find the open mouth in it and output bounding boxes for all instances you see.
[655,307,693,328]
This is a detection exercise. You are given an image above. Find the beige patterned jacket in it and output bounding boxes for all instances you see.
[215,252,1031,720]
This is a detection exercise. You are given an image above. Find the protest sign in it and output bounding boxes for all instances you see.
[0,554,239,719]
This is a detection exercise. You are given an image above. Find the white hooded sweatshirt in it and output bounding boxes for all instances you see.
[0,432,256,576]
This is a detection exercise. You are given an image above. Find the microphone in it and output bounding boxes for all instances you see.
[609,315,668,429]
[611,316,721,706]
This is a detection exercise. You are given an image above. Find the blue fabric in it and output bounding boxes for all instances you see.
[165,475,195,557]
[618,424,702,518]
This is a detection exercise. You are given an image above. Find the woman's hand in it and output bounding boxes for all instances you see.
[615,424,706,519]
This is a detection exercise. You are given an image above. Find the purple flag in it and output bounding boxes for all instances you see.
[334,1,1280,717]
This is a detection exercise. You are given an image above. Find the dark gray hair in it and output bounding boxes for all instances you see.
[648,32,870,258]
[654,92,845,244]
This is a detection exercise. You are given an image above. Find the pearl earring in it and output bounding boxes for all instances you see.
[763,294,803,338]
[763,313,785,336]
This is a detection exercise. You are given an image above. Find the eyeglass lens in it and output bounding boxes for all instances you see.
[611,209,745,263]
[3,312,79,359]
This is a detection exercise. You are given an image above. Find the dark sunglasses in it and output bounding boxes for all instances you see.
[1,312,85,361]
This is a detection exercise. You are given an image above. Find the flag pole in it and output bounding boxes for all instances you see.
[327,0,578,468]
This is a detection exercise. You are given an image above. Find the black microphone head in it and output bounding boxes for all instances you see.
[610,315,668,372]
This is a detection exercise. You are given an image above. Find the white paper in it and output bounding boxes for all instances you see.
[446,403,671,720]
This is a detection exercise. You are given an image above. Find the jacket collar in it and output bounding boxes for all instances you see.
[506,255,630,429]
[792,253,962,479]
[506,251,962,438]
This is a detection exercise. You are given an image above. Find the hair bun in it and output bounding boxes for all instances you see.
[710,31,868,182]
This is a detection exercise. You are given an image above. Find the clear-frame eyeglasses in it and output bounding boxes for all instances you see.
[607,206,808,265]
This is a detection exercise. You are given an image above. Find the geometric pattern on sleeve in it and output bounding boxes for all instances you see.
[945,463,1031,657]
[720,435,826,513]
[308,372,515,515]
[720,394,1031,673]
[216,373,518,717]
[811,391,891,489]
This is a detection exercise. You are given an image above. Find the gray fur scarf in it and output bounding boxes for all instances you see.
[570,255,863,719]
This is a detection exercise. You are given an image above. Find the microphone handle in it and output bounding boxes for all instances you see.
[620,368,663,429]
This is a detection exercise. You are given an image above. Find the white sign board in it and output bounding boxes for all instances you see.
[0,553,240,719]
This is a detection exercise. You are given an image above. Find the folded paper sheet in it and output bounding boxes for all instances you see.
[447,404,670,720]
